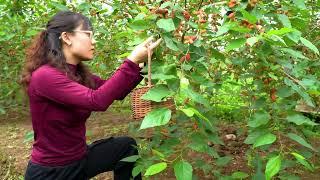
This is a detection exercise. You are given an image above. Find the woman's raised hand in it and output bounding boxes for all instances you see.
[127,36,162,64]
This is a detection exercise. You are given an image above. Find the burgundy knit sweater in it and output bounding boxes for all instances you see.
[27,59,143,166]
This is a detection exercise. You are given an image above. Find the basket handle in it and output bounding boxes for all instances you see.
[147,45,152,87]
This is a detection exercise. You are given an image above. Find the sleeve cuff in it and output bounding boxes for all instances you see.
[124,58,142,72]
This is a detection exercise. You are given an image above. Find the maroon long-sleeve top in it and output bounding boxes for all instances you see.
[27,59,143,166]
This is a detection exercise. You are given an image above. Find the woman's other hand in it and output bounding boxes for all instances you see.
[127,36,162,64]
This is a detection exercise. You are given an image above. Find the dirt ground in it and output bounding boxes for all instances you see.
[0,106,320,180]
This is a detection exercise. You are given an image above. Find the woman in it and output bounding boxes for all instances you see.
[20,11,161,180]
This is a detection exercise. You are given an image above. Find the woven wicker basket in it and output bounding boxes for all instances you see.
[130,45,175,120]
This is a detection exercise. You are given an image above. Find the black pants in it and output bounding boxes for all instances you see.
[25,136,142,180]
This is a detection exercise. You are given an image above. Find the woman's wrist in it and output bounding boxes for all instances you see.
[127,56,139,65]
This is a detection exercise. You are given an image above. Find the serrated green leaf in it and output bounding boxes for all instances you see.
[132,165,143,177]
[225,38,246,51]
[215,25,229,36]
[141,85,173,102]
[277,14,291,28]
[145,162,167,176]
[287,133,315,151]
[216,156,232,166]
[181,108,194,117]
[253,133,276,148]
[287,114,318,126]
[232,171,249,179]
[267,28,295,36]
[50,1,69,10]
[265,155,281,180]
[152,149,166,159]
[152,74,177,80]
[156,18,176,32]
[241,10,257,24]
[163,35,179,51]
[120,155,140,162]
[246,37,259,46]
[268,35,287,46]
[281,48,308,59]
[287,31,302,43]
[291,152,314,171]
[292,0,307,9]
[140,108,172,129]
[284,78,315,107]
[244,129,269,144]
[300,37,319,55]
[160,1,172,9]
[174,161,193,180]
[180,107,212,127]
[248,111,270,128]
[129,19,149,30]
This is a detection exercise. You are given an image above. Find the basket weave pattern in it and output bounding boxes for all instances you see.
[130,44,175,120]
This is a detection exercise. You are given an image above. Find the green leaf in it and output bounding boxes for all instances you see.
[287,133,315,151]
[129,20,149,30]
[152,74,177,80]
[181,108,194,117]
[156,18,176,32]
[267,28,295,36]
[286,114,318,126]
[232,171,249,179]
[225,38,246,51]
[144,162,167,176]
[152,149,165,159]
[174,161,193,180]
[244,129,269,144]
[246,37,259,46]
[24,131,34,143]
[268,35,287,46]
[163,35,179,51]
[265,155,281,180]
[281,48,308,59]
[212,49,225,60]
[284,78,315,107]
[248,111,270,128]
[215,25,229,36]
[216,156,232,166]
[253,133,276,148]
[277,14,291,28]
[141,85,173,102]
[277,86,294,98]
[241,10,257,24]
[132,165,143,177]
[292,0,307,9]
[26,29,38,37]
[183,88,210,107]
[180,107,212,127]
[50,1,69,10]
[160,1,172,8]
[286,31,302,43]
[140,108,172,129]
[300,37,319,55]
[120,155,140,162]
[291,152,314,171]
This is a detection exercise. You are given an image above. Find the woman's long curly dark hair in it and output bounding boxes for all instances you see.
[20,11,95,92]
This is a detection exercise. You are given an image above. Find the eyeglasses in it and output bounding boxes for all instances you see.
[72,30,95,40]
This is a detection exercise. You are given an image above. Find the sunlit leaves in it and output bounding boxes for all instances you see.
[140,108,172,130]
[265,155,281,180]
[144,162,167,176]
